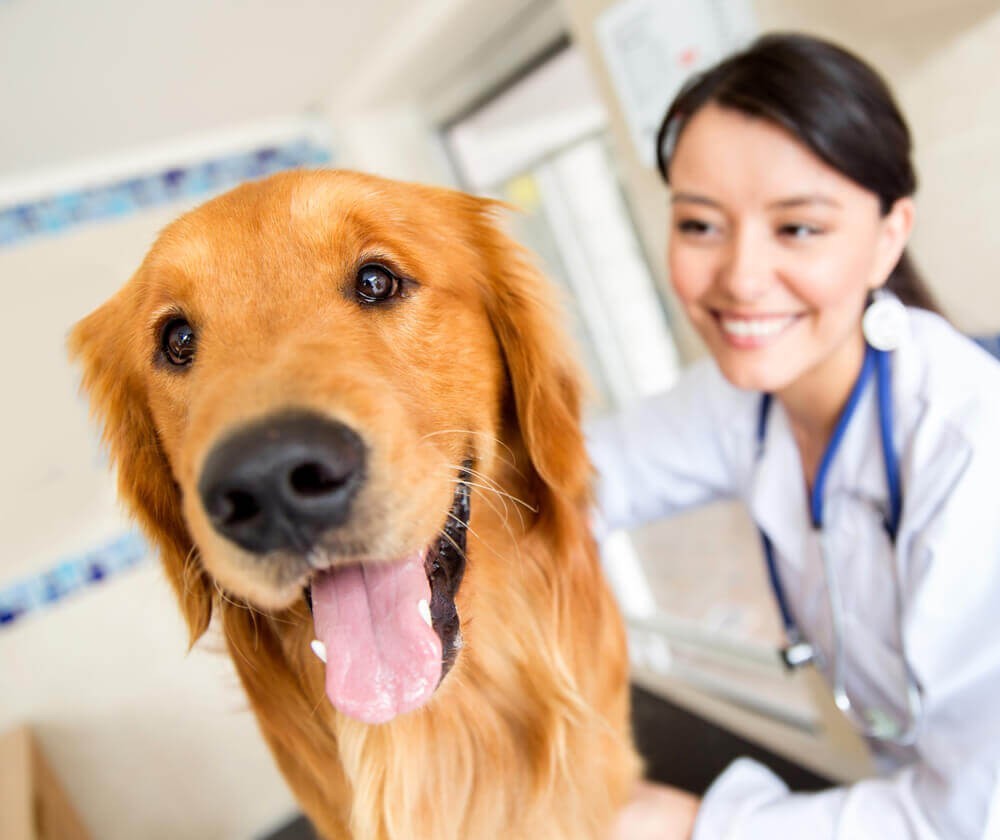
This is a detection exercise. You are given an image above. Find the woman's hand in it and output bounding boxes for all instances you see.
[611,780,701,840]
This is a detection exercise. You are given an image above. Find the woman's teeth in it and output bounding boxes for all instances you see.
[719,315,796,338]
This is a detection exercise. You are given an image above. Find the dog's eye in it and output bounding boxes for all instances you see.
[161,318,197,366]
[356,264,399,303]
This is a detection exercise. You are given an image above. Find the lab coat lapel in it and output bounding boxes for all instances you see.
[747,399,811,571]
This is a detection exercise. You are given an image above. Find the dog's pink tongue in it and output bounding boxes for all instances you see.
[311,552,442,724]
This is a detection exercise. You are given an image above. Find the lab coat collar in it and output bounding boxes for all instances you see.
[746,329,926,566]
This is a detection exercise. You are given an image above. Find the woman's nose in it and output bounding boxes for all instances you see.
[718,228,771,301]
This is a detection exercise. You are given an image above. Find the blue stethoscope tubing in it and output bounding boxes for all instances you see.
[756,342,921,744]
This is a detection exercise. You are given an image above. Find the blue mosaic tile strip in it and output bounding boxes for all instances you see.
[0,138,332,248]
[0,531,149,628]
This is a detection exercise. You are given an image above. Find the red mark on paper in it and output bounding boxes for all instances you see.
[678,47,699,68]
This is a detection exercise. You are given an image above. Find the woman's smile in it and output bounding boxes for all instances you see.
[713,311,804,349]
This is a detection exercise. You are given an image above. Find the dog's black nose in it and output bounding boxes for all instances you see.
[198,412,366,554]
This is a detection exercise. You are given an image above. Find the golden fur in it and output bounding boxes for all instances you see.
[70,170,640,839]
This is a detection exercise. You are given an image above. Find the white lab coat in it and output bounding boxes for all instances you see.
[588,308,1000,839]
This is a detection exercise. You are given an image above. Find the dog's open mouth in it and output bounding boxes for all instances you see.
[305,465,470,724]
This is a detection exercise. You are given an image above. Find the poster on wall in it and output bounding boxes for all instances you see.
[595,0,757,168]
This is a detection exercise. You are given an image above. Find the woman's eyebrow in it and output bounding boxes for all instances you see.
[767,194,842,209]
[670,192,843,210]
[670,192,721,208]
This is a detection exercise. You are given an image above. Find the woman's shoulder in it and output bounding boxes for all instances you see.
[906,307,1000,381]
[904,308,1000,437]
[898,312,1000,619]
[898,309,1000,530]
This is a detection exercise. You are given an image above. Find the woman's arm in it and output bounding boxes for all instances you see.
[611,781,701,840]
[587,359,748,537]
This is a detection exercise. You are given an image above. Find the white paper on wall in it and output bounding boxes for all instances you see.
[595,0,757,168]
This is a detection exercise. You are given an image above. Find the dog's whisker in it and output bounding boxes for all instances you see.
[460,477,509,526]
[456,464,513,497]
[435,461,521,552]
[447,476,537,515]
[246,599,261,652]
[213,582,267,627]
[468,484,523,562]
[443,508,524,573]
[417,429,521,474]
[214,582,246,613]
[439,529,469,567]
[445,510,486,549]
[442,467,511,523]
[465,479,522,531]
[180,544,207,602]
[216,602,261,674]
[441,463,532,537]
[453,464,535,531]
[445,473,526,534]
[306,676,330,722]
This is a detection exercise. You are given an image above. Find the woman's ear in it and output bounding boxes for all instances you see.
[871,196,915,290]
[69,284,213,646]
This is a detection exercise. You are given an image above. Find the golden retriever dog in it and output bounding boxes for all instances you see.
[70,170,640,839]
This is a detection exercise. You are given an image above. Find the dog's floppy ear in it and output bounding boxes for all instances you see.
[69,284,212,645]
[475,206,591,511]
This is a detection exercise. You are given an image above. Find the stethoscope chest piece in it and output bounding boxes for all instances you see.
[862,706,907,741]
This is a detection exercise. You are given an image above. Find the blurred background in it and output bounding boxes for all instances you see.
[1,0,998,837]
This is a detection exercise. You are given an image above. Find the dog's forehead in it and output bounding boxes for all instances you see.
[158,173,458,255]
[139,172,496,308]
[285,173,471,247]
[287,174,384,222]
[149,219,216,276]
[140,177,343,280]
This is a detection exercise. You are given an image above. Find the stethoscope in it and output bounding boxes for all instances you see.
[756,342,923,745]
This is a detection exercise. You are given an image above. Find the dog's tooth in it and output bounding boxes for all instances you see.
[310,639,328,664]
[418,598,432,627]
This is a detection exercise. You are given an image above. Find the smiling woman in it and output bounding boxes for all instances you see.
[665,104,915,482]
[590,32,1000,840]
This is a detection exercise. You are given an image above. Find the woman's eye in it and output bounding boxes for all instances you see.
[778,223,823,239]
[356,264,400,303]
[161,318,196,367]
[676,218,716,236]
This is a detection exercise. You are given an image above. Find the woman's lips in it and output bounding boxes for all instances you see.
[713,311,802,348]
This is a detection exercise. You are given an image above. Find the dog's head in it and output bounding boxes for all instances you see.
[69,170,589,724]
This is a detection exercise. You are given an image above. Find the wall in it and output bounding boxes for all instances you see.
[0,201,300,839]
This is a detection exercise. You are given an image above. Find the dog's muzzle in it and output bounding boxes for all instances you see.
[197,411,366,554]
[197,409,473,724]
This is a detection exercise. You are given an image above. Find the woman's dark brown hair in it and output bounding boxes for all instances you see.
[656,32,939,313]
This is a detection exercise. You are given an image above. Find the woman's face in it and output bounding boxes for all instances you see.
[667,103,912,395]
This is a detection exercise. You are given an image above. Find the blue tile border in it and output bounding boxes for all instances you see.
[0,138,332,248]
[0,531,149,629]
